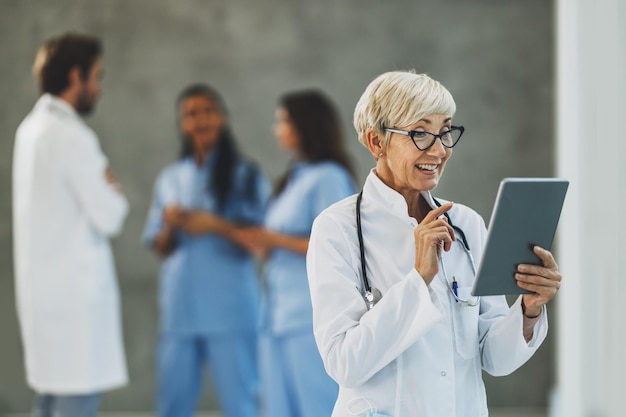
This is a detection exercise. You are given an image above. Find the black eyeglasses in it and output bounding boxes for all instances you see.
[384,125,465,151]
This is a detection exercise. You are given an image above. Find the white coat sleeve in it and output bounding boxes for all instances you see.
[479,295,548,376]
[468,215,549,376]
[306,211,445,388]
[64,129,128,236]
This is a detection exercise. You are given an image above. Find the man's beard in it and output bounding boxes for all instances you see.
[76,88,97,116]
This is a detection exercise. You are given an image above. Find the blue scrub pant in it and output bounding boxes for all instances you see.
[260,328,338,417]
[33,393,100,417]
[157,331,258,417]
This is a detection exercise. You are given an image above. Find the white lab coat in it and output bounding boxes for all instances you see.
[12,94,129,394]
[306,171,548,417]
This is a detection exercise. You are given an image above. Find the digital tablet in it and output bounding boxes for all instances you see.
[471,178,569,296]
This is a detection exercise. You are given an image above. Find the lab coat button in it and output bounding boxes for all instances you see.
[441,371,447,376]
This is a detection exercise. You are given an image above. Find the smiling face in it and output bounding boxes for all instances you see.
[371,113,453,200]
[179,94,226,158]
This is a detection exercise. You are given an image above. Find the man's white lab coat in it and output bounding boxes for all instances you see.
[12,94,129,394]
[306,171,547,417]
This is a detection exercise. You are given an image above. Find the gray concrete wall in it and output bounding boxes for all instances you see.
[0,0,555,413]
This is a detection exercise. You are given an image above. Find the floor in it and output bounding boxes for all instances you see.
[4,408,547,417]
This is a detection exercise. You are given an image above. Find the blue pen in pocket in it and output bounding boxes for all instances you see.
[452,276,459,302]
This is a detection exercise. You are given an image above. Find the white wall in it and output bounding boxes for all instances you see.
[554,0,626,416]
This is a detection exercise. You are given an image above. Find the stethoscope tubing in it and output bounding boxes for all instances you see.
[356,191,480,309]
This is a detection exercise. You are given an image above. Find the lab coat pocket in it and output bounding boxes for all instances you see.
[451,286,479,359]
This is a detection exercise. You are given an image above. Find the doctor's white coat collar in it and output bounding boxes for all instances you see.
[36,93,81,121]
[362,169,440,223]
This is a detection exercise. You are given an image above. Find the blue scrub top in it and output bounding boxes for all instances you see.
[143,154,271,335]
[263,161,355,335]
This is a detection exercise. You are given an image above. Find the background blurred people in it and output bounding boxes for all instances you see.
[238,90,356,417]
[142,84,270,417]
[12,32,129,417]
[1,3,559,412]
[306,71,561,416]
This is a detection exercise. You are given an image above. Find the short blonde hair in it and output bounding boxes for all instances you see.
[353,70,456,148]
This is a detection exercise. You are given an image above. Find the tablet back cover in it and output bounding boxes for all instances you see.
[471,178,569,296]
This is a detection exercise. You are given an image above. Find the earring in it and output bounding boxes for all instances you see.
[378,152,384,158]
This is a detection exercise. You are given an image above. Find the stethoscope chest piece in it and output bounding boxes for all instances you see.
[364,287,382,310]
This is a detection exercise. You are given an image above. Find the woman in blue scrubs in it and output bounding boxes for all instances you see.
[142,84,270,417]
[240,90,356,417]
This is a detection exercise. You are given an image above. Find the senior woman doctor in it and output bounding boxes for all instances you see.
[306,70,562,417]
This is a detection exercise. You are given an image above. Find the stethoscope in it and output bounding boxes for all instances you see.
[356,190,480,310]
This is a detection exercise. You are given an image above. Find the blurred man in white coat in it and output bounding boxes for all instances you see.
[12,32,129,417]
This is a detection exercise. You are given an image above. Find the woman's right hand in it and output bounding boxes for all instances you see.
[232,227,269,258]
[163,204,186,228]
[413,202,455,285]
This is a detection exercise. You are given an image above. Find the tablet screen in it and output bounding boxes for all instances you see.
[471,178,569,296]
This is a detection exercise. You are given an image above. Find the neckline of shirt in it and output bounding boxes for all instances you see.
[39,93,79,120]
[184,149,218,171]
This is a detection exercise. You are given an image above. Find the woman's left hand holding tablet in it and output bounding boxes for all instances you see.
[516,246,562,317]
